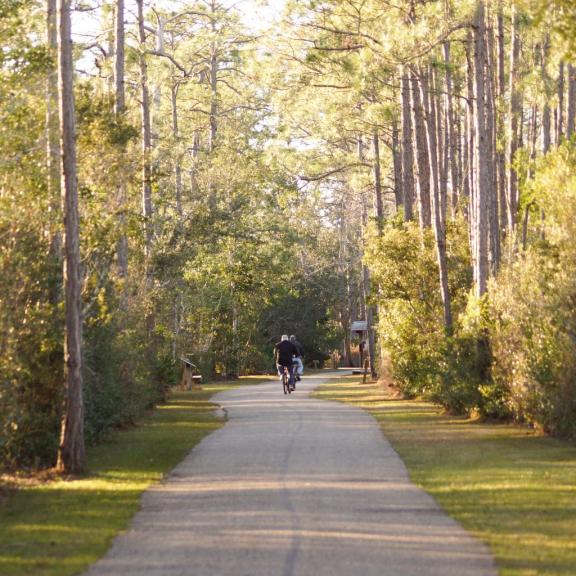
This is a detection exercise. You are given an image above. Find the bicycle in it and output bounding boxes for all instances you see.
[282,365,292,395]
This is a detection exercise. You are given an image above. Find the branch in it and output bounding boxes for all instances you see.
[312,43,364,51]
[303,23,383,46]
[147,50,189,76]
[300,162,371,182]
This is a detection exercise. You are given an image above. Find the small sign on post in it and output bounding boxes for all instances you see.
[180,357,202,390]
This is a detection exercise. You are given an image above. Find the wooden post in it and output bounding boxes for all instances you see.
[362,357,370,384]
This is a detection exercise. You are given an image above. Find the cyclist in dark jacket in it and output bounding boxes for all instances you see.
[274,334,298,388]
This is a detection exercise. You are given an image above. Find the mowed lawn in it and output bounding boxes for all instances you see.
[314,375,576,576]
[0,377,269,576]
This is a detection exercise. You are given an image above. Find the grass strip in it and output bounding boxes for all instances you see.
[0,376,268,576]
[314,374,576,576]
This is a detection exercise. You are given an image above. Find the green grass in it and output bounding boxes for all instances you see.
[0,376,269,576]
[315,375,576,576]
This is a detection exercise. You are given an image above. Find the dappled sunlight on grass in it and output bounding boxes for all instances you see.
[316,377,576,576]
[0,381,248,576]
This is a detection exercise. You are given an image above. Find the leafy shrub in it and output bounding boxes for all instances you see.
[366,217,478,413]
[487,143,576,437]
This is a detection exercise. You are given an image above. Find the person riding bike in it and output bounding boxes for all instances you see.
[290,334,304,381]
[274,334,299,390]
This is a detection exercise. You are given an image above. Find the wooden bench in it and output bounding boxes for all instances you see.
[180,358,203,390]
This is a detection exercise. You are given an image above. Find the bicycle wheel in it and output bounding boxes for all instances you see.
[283,371,290,394]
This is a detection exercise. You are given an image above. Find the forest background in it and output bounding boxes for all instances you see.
[1,0,576,473]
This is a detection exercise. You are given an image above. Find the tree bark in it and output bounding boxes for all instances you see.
[566,64,575,138]
[46,0,60,205]
[401,69,415,221]
[541,37,552,153]
[392,120,403,212]
[410,67,432,228]
[443,41,458,218]
[558,61,565,143]
[372,130,384,223]
[474,1,489,297]
[171,83,183,217]
[507,4,522,232]
[358,135,377,378]
[420,67,453,332]
[56,0,85,475]
[209,0,218,152]
[115,0,128,278]
[137,0,153,263]
[464,30,475,228]
[496,4,508,238]
[115,0,125,115]
[486,13,500,272]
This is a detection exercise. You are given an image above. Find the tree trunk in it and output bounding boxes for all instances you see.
[410,67,432,228]
[465,30,475,232]
[566,64,575,138]
[474,1,489,297]
[171,83,183,217]
[56,0,85,475]
[372,130,384,224]
[420,67,453,332]
[542,37,552,153]
[358,135,377,378]
[209,0,218,152]
[392,120,403,212]
[46,0,62,286]
[507,4,522,232]
[401,69,415,221]
[486,14,500,273]
[137,0,153,263]
[558,61,565,143]
[115,0,128,278]
[46,0,60,205]
[443,41,458,218]
[114,0,125,115]
[496,4,508,239]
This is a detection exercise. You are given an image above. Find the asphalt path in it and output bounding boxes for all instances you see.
[84,371,496,576]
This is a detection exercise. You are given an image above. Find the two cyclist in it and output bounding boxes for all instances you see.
[273,334,303,390]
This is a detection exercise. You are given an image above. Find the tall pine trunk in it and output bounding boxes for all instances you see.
[507,5,522,231]
[486,12,500,272]
[137,0,153,261]
[410,67,432,228]
[401,69,415,221]
[566,64,575,138]
[56,0,85,475]
[115,0,128,278]
[361,195,378,380]
[137,0,154,339]
[372,130,384,223]
[443,41,458,218]
[558,62,565,142]
[496,4,508,239]
[392,120,403,212]
[474,1,489,297]
[171,83,183,217]
[420,67,453,332]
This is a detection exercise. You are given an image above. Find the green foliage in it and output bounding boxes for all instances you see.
[488,143,576,438]
[365,217,480,413]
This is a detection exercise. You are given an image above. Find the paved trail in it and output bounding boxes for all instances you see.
[84,372,496,576]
